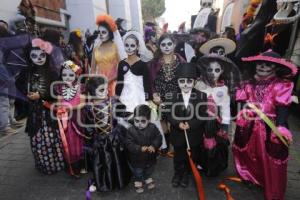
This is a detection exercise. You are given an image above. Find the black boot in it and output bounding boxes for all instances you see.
[172,172,182,188]
[180,165,189,188]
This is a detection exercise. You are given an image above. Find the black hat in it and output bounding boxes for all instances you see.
[176,63,198,79]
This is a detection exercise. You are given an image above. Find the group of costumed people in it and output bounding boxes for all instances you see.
[0,0,299,198]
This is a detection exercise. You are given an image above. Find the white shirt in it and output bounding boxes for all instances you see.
[181,91,192,108]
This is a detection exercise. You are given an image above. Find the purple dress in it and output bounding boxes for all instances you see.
[233,76,293,200]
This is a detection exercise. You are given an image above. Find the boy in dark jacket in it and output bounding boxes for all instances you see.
[126,104,162,193]
[167,63,207,188]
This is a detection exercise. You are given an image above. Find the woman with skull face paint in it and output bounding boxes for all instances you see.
[25,37,65,175]
[233,50,298,200]
[116,31,153,116]
[54,60,87,176]
[84,76,131,192]
[149,34,186,153]
[195,55,240,177]
[91,14,127,97]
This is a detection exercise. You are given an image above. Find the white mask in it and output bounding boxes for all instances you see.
[99,26,110,42]
[95,84,108,99]
[178,78,195,93]
[256,62,276,77]
[124,37,138,56]
[30,49,47,66]
[134,116,149,130]
[61,68,76,85]
[207,62,223,82]
[160,38,175,55]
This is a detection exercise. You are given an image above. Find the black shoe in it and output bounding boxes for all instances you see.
[180,174,189,188]
[172,173,182,188]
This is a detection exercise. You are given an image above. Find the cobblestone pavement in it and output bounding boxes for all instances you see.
[0,115,299,200]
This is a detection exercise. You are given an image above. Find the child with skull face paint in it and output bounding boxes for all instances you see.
[195,55,240,177]
[54,60,87,176]
[84,76,131,192]
[166,63,208,188]
[126,105,162,193]
[91,14,127,97]
[25,38,65,175]
[233,50,297,200]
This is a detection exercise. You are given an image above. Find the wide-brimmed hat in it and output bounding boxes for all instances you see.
[241,49,298,76]
[176,63,198,79]
[273,0,300,24]
[199,37,236,55]
[197,54,237,67]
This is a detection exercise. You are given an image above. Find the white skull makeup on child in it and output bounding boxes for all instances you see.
[178,78,195,93]
[95,83,108,99]
[98,26,110,42]
[256,62,277,78]
[210,46,226,57]
[61,67,76,85]
[30,48,47,66]
[160,38,175,55]
[207,61,224,83]
[134,116,150,130]
[124,36,138,56]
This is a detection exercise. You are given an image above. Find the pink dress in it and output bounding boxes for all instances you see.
[233,76,293,200]
[58,84,85,169]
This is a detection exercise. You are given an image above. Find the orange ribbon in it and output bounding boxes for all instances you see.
[187,150,205,200]
[218,176,243,200]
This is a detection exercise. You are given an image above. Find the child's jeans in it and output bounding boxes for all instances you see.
[132,164,155,182]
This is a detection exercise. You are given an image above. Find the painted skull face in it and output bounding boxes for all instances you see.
[178,78,195,93]
[256,62,276,77]
[207,62,223,82]
[210,46,225,57]
[99,26,110,42]
[30,49,47,66]
[61,67,76,85]
[95,84,108,99]
[150,35,157,43]
[124,37,138,56]
[134,116,149,130]
[160,38,175,55]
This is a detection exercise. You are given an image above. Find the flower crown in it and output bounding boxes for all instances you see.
[63,60,82,75]
[96,14,117,32]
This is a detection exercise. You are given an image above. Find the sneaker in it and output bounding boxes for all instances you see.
[80,168,88,174]
[2,127,18,135]
[10,119,25,128]
[145,178,155,190]
[134,181,144,193]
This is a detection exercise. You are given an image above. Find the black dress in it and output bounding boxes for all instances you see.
[85,98,131,192]
[26,65,65,174]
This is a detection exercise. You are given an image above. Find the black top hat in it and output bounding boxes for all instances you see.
[176,63,198,79]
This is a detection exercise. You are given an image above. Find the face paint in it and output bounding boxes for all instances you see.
[150,35,156,43]
[124,37,138,56]
[210,46,225,57]
[256,62,276,77]
[61,68,76,85]
[207,62,223,82]
[160,38,175,55]
[99,26,110,42]
[134,116,149,130]
[178,78,195,93]
[95,84,108,99]
[30,49,47,66]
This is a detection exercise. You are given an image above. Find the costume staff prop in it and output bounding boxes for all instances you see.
[183,128,205,200]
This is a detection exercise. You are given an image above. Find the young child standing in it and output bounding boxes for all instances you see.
[126,104,162,193]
